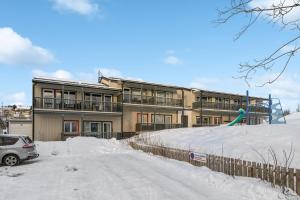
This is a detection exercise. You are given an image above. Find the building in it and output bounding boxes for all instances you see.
[32,76,269,141]
[8,119,32,138]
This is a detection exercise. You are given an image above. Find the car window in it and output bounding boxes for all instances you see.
[0,137,19,146]
[22,137,33,144]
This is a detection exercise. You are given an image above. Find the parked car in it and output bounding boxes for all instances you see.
[0,135,39,166]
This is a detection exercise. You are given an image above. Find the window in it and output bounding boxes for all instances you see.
[64,91,76,104]
[0,137,19,146]
[165,115,172,124]
[64,121,78,134]
[137,113,148,123]
[151,114,166,124]
[132,89,141,103]
[123,88,131,103]
[43,89,54,109]
[196,116,201,124]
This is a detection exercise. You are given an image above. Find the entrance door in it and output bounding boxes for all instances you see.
[103,122,112,139]
[43,89,54,109]
[181,115,188,128]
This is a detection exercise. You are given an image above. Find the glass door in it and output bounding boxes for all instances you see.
[43,89,54,109]
[103,122,112,138]
[104,95,112,112]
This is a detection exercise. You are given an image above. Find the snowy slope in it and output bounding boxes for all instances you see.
[0,137,294,200]
[142,113,300,168]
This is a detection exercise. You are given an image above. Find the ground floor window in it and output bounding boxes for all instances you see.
[84,121,112,137]
[151,114,172,124]
[137,113,148,123]
[64,121,78,134]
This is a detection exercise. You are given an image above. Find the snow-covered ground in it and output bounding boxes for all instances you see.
[0,137,295,200]
[142,112,300,168]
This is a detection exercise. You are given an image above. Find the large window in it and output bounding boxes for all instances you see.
[84,121,112,138]
[64,121,78,134]
[43,89,54,109]
[151,114,172,124]
[137,113,148,123]
[64,91,76,104]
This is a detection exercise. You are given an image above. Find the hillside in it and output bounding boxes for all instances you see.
[142,113,300,168]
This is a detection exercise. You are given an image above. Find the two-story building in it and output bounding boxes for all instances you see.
[32,76,269,141]
[32,78,122,141]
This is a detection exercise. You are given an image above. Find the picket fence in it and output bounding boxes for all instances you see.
[129,142,300,196]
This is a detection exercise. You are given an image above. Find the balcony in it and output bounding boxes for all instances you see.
[136,123,182,132]
[124,95,183,107]
[192,101,268,113]
[34,97,122,112]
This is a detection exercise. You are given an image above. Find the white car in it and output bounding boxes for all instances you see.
[0,135,39,166]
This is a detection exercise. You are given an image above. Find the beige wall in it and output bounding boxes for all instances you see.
[34,113,121,141]
[9,121,32,139]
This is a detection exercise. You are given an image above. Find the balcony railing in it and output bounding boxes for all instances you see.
[124,94,183,107]
[192,101,268,113]
[34,97,122,112]
[136,123,182,132]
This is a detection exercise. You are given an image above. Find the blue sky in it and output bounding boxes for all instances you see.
[0,0,299,110]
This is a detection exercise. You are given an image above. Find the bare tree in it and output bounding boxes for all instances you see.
[217,0,300,86]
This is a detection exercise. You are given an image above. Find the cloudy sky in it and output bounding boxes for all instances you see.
[0,0,299,110]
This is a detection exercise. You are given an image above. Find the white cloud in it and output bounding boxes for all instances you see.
[1,92,27,106]
[0,27,54,66]
[249,0,300,22]
[164,55,182,65]
[190,78,220,90]
[33,69,72,80]
[97,68,122,78]
[53,0,99,15]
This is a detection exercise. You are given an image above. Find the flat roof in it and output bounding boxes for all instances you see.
[33,77,121,91]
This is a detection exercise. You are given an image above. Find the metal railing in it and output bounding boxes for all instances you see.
[192,101,268,113]
[34,97,122,112]
[136,123,182,132]
[124,94,183,107]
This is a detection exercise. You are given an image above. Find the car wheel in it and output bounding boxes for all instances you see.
[3,154,19,166]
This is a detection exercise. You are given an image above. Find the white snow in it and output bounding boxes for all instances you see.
[0,137,296,200]
[142,112,300,168]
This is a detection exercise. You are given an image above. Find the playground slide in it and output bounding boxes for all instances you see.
[227,108,246,126]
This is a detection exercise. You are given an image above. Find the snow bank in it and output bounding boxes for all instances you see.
[0,137,296,200]
[143,113,300,168]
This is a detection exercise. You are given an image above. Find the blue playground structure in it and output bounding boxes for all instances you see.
[227,90,286,126]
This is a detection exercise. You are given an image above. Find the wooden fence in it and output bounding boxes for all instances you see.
[129,142,300,196]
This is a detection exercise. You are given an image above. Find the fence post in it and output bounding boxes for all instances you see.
[288,168,295,191]
[269,164,274,185]
[263,164,268,181]
[281,167,287,188]
[230,158,235,176]
[296,169,300,196]
[252,162,257,178]
[242,160,247,177]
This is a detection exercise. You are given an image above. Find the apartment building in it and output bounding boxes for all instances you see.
[32,76,269,141]
[33,78,122,141]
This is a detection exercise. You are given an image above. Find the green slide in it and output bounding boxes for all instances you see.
[227,108,246,126]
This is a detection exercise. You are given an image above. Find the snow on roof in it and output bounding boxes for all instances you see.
[33,77,121,91]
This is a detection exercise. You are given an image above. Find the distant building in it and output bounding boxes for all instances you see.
[32,76,269,141]
[8,119,32,139]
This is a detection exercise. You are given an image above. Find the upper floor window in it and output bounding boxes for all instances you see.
[64,91,76,104]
